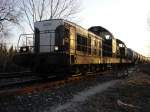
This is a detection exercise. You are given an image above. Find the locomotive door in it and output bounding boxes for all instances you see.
[69,26,76,64]
[70,26,76,54]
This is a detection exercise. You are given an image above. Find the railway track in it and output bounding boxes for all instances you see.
[0,71,35,78]
[0,76,41,89]
[0,66,137,96]
[0,72,57,90]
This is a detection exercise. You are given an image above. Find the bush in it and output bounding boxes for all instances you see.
[0,43,25,72]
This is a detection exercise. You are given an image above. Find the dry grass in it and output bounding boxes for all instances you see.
[127,73,150,85]
[78,64,150,112]
[115,64,150,112]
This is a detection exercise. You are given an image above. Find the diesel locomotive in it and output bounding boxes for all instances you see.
[14,19,148,77]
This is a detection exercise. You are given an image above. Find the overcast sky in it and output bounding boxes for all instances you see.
[10,0,150,57]
[78,0,150,57]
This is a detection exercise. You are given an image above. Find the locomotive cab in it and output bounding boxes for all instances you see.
[88,26,117,57]
[34,20,69,54]
[116,39,127,59]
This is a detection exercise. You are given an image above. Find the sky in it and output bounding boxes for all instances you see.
[77,0,150,57]
[9,0,150,57]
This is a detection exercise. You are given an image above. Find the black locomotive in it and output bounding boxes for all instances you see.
[14,19,149,77]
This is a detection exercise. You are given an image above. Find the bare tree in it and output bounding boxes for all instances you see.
[21,0,81,31]
[0,0,22,38]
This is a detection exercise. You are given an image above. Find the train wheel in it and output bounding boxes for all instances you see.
[80,65,87,75]
[112,64,122,79]
[90,65,95,72]
[30,62,40,73]
[75,67,80,74]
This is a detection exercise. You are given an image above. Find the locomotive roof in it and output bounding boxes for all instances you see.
[88,26,114,39]
[35,19,86,31]
[116,38,126,47]
[35,19,104,40]
[64,20,104,40]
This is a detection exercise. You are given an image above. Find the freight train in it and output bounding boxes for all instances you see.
[13,19,149,77]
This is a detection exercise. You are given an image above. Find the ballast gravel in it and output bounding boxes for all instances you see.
[0,74,117,112]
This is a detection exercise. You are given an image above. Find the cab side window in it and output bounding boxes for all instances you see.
[77,34,87,53]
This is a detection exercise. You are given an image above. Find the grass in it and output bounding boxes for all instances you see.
[79,64,150,112]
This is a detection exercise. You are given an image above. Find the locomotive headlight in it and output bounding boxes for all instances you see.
[19,46,29,53]
[22,47,27,52]
[54,46,59,51]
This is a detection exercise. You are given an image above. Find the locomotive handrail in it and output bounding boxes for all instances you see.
[17,33,34,52]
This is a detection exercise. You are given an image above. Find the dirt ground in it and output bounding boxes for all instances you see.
[0,64,149,112]
[76,64,150,112]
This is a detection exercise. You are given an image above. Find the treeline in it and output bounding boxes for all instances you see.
[0,43,25,73]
